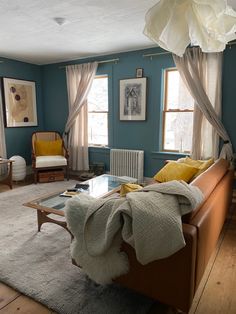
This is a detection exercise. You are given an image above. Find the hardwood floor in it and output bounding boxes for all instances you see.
[188,204,236,314]
[1,182,236,313]
[0,284,55,314]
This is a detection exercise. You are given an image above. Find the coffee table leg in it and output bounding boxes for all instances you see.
[36,209,71,235]
[37,210,44,232]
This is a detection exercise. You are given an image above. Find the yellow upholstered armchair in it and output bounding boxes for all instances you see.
[32,131,69,183]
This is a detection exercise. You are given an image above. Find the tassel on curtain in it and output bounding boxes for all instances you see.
[173,47,233,161]
[64,62,98,171]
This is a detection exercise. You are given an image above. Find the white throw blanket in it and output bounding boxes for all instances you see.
[65,180,203,284]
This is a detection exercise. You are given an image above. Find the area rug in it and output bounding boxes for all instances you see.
[0,181,155,314]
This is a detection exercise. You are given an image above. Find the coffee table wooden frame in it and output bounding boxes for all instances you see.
[24,192,68,232]
[24,185,121,233]
[0,158,13,189]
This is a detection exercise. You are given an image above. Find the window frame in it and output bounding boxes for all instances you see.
[162,68,193,153]
[88,74,109,147]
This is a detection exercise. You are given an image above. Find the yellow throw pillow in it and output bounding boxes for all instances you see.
[153,162,199,183]
[182,157,203,168]
[35,139,63,156]
[184,157,214,176]
[120,183,142,197]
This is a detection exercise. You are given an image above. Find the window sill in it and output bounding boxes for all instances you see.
[89,146,110,154]
[151,151,189,160]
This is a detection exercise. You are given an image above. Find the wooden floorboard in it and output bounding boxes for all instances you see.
[189,209,232,314]
[193,207,236,314]
[0,293,54,314]
[0,283,20,310]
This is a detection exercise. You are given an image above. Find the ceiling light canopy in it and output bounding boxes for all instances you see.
[53,17,67,26]
[143,0,236,56]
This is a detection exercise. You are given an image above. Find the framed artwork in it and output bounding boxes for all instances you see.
[136,68,143,78]
[2,77,38,127]
[119,77,147,121]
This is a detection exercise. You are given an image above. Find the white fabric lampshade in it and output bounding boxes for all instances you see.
[143,0,236,56]
[10,155,26,181]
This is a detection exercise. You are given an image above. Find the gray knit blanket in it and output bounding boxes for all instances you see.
[65,180,203,284]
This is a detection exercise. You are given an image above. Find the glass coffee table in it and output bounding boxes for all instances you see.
[24,174,136,233]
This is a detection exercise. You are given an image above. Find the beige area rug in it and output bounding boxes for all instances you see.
[0,180,155,314]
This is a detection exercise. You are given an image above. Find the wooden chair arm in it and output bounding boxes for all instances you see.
[62,140,69,160]
[32,151,36,168]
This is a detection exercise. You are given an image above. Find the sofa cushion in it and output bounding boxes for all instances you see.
[35,155,67,168]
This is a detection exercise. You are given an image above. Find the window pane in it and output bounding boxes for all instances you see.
[88,76,108,146]
[164,112,193,152]
[88,77,108,112]
[88,112,108,146]
[166,70,194,110]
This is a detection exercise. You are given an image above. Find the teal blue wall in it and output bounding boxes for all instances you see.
[42,48,187,177]
[41,45,236,176]
[0,57,44,164]
[2,45,235,174]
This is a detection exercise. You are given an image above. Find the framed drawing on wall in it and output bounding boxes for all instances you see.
[2,77,38,127]
[119,77,147,121]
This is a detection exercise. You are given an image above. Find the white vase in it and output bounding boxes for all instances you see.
[10,155,26,181]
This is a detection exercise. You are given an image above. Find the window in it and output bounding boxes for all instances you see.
[88,75,108,146]
[162,69,194,152]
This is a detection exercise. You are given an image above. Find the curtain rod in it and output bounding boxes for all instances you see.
[143,41,236,59]
[143,51,171,59]
[228,41,236,47]
[59,58,119,69]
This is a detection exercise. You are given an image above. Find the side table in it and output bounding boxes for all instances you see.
[0,158,14,189]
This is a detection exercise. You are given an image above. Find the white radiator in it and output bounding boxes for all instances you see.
[110,149,144,183]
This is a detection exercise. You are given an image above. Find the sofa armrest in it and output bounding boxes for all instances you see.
[115,223,197,313]
[189,170,233,289]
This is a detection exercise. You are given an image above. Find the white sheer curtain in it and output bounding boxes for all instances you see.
[65,62,98,171]
[173,47,233,161]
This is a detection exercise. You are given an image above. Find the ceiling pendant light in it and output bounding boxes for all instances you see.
[143,0,236,56]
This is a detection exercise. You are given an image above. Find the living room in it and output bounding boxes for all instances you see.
[2,39,236,176]
[0,1,236,314]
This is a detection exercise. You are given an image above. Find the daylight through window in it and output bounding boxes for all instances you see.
[88,76,108,146]
[162,69,194,152]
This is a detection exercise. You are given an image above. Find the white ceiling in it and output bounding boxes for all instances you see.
[0,0,235,65]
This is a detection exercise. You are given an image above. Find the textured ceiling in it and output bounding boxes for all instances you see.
[0,0,235,65]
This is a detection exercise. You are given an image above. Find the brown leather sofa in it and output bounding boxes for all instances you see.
[115,159,233,313]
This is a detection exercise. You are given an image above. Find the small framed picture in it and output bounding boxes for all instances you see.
[136,68,143,78]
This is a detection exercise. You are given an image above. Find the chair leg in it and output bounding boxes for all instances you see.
[34,170,38,184]
[66,165,69,180]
